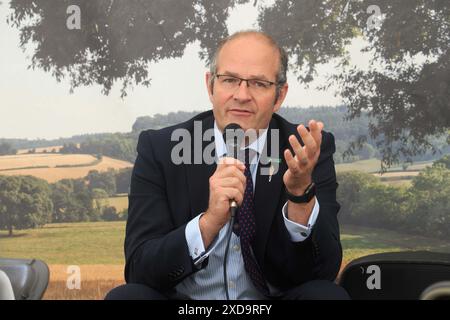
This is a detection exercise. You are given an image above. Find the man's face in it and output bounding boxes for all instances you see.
[206,35,288,133]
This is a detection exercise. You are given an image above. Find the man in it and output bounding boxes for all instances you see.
[106,30,348,300]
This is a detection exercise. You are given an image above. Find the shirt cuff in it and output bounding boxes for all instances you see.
[185,213,220,266]
[282,198,320,242]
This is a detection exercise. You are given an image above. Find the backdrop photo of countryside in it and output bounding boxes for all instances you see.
[1,1,449,300]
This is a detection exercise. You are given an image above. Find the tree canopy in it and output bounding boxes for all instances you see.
[0,175,53,236]
[7,0,449,166]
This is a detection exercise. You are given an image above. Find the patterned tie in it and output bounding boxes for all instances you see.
[233,150,269,295]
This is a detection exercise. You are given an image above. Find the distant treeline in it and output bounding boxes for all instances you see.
[131,106,449,163]
[0,142,17,155]
[0,167,132,236]
[2,106,449,163]
[0,132,127,150]
[1,155,449,239]
[59,133,137,163]
[337,155,450,240]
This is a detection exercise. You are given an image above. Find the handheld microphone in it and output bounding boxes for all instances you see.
[222,123,245,216]
[222,123,244,300]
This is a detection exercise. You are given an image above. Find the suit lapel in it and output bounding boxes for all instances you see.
[185,115,216,218]
[184,114,288,257]
[253,118,287,262]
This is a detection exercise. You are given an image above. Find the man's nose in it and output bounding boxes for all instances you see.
[233,80,252,101]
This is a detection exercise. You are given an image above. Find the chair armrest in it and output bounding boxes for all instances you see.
[0,258,49,300]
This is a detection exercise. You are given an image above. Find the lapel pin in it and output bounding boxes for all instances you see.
[267,157,281,182]
[269,164,274,182]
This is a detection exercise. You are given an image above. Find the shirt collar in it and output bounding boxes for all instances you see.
[214,121,268,159]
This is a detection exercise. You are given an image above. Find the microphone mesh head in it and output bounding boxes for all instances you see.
[223,123,244,159]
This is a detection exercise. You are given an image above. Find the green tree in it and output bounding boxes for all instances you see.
[91,188,109,199]
[101,206,118,221]
[79,134,136,162]
[0,175,53,236]
[8,0,449,166]
[260,0,450,167]
[60,143,80,154]
[50,178,100,222]
[355,184,411,229]
[86,169,117,196]
[409,164,450,238]
[433,155,450,169]
[7,0,237,97]
[0,142,17,155]
[336,171,379,224]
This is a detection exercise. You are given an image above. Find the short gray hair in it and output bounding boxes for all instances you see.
[208,30,288,101]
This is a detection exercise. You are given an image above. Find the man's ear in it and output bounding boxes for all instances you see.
[205,72,214,102]
[273,83,288,113]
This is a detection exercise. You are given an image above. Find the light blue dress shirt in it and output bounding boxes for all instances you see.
[175,122,320,299]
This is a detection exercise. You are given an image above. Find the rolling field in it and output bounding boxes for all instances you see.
[97,195,129,212]
[335,159,384,173]
[0,153,132,183]
[335,158,434,174]
[335,158,436,187]
[0,153,97,170]
[372,171,420,178]
[1,221,449,299]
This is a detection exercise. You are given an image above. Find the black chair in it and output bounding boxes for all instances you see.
[338,251,450,300]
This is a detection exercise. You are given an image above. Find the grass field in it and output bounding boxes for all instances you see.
[0,222,125,265]
[0,154,133,183]
[340,225,450,264]
[335,158,434,174]
[336,159,384,173]
[0,156,442,299]
[1,221,450,299]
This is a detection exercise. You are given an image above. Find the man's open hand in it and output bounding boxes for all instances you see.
[283,120,324,196]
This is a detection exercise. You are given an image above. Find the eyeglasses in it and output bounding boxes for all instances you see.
[215,74,277,92]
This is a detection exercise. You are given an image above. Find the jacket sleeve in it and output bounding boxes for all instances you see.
[310,131,343,281]
[124,130,202,291]
[264,130,342,288]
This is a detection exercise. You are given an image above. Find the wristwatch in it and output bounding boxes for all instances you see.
[285,182,316,204]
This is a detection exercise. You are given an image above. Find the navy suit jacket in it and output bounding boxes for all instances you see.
[124,110,342,293]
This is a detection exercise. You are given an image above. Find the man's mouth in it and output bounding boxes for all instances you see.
[228,109,253,116]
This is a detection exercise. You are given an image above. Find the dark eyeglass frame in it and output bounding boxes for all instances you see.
[215,74,278,89]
